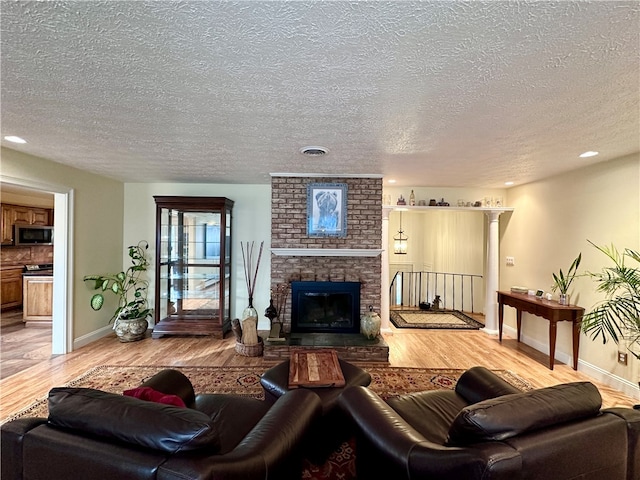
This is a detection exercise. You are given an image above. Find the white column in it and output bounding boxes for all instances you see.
[483,210,502,335]
[381,207,393,333]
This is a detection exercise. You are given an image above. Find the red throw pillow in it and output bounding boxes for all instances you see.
[123,386,186,408]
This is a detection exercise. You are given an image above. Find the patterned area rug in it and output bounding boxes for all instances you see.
[4,365,531,480]
[390,309,485,329]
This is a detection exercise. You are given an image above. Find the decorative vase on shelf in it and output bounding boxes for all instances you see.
[361,305,381,340]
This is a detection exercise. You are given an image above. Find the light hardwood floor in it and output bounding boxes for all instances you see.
[1,323,637,420]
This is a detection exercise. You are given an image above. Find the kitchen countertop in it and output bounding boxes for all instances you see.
[1,264,25,271]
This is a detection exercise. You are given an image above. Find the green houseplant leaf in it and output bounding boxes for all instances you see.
[581,241,640,360]
[551,252,582,294]
[83,241,152,325]
[90,294,104,311]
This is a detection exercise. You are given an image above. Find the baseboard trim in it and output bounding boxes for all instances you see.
[481,327,499,336]
[502,324,639,400]
[73,325,112,350]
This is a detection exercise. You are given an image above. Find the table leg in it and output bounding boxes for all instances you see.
[516,310,522,343]
[572,320,580,370]
[549,321,557,370]
[498,301,504,342]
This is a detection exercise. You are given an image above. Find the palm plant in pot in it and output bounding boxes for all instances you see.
[83,241,152,342]
[551,252,582,305]
[581,241,640,361]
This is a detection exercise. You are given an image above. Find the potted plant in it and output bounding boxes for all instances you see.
[551,252,582,305]
[581,241,640,360]
[83,240,152,342]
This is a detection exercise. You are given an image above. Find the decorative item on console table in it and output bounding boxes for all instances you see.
[581,241,640,367]
[360,305,381,340]
[83,241,152,342]
[551,252,582,305]
[236,241,264,356]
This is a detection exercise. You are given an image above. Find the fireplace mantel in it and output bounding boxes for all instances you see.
[271,248,383,257]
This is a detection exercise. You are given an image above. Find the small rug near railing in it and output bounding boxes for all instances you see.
[390,309,485,329]
[4,365,530,480]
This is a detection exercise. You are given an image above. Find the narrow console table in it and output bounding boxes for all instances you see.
[497,291,584,370]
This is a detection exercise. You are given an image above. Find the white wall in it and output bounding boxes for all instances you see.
[1,147,125,340]
[123,184,272,329]
[501,153,640,396]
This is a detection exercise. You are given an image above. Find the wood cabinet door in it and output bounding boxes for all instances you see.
[23,276,53,320]
[31,208,51,225]
[1,269,23,309]
[1,206,15,244]
[11,205,32,225]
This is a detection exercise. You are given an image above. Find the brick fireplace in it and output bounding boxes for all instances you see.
[270,175,383,335]
[271,176,382,333]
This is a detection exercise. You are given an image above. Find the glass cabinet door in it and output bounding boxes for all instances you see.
[153,197,233,339]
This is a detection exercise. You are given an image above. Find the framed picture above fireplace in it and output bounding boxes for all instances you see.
[307,182,347,237]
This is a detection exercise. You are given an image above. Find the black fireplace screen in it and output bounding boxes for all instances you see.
[291,281,361,334]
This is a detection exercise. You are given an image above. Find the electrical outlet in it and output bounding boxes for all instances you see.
[618,351,628,365]
[506,256,515,266]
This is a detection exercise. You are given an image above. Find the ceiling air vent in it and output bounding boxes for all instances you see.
[300,146,328,156]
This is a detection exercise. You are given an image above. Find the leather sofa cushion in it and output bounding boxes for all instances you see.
[387,390,468,444]
[48,388,220,453]
[123,386,187,407]
[194,394,271,454]
[447,382,602,445]
[454,366,522,404]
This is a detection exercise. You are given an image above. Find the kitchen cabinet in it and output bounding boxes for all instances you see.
[152,196,234,339]
[1,266,23,310]
[1,204,53,245]
[30,208,51,225]
[22,275,53,325]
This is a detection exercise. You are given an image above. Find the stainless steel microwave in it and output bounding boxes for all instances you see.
[13,224,54,245]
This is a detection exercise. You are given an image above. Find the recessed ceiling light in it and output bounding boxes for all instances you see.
[579,151,599,158]
[300,146,328,156]
[388,179,397,184]
[4,135,26,144]
[505,181,514,186]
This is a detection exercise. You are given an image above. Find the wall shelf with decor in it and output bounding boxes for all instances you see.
[384,205,514,214]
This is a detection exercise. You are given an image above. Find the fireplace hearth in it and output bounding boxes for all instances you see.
[291,281,361,334]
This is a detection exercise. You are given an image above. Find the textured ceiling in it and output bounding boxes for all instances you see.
[1,1,638,188]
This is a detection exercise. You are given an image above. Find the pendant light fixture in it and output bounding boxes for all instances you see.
[393,211,408,254]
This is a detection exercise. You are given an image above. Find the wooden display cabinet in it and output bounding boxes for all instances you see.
[152,196,233,339]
